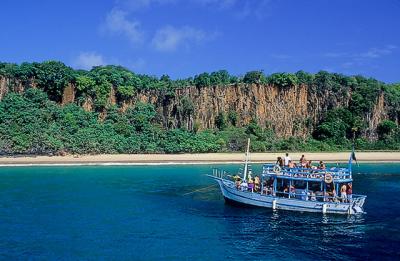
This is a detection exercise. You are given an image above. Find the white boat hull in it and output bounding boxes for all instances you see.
[212,177,365,215]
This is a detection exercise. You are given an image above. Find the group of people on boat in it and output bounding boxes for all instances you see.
[277,182,353,202]
[232,174,353,203]
[276,153,326,170]
[233,171,262,192]
[230,151,354,203]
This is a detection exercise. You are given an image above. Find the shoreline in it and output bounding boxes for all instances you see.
[0,152,399,166]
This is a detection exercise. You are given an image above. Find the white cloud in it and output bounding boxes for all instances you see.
[323,45,398,70]
[74,52,106,70]
[103,8,144,44]
[236,0,272,20]
[323,52,347,58]
[115,0,177,11]
[101,1,223,50]
[359,45,397,59]
[152,25,206,52]
[325,45,397,60]
[193,0,236,8]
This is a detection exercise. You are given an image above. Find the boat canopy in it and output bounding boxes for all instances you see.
[262,164,353,183]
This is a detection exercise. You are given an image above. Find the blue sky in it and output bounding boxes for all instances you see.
[1,0,399,82]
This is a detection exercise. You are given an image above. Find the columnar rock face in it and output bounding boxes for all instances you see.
[131,83,388,139]
[61,83,75,105]
[0,76,8,101]
[367,93,387,139]
[0,77,395,139]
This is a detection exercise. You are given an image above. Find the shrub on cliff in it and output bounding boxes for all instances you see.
[215,112,227,130]
[267,73,298,87]
[377,120,397,140]
[313,108,354,144]
[35,61,75,102]
[243,70,267,84]
[194,72,211,87]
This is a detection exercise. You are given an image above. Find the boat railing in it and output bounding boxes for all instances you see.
[262,164,351,180]
[212,168,231,180]
[351,194,367,204]
[259,189,356,203]
[274,191,347,202]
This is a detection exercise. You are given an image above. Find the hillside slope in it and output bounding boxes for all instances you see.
[0,61,399,154]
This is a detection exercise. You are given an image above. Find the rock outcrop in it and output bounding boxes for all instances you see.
[0,77,396,139]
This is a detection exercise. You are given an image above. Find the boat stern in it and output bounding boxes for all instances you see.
[349,194,367,214]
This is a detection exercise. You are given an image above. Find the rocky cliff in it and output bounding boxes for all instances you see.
[0,76,395,140]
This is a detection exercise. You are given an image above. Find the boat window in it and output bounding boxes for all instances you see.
[293,180,306,189]
[276,179,290,198]
[308,181,320,192]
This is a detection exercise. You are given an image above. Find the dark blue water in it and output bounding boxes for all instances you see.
[0,164,399,260]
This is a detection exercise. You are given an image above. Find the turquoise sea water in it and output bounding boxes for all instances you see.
[0,164,399,260]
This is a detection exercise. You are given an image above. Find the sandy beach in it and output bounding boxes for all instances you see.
[0,152,399,166]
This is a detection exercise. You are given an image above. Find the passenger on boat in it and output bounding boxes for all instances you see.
[289,185,296,197]
[306,160,316,169]
[318,161,326,170]
[288,160,295,168]
[284,153,291,166]
[248,176,254,192]
[247,172,252,182]
[310,191,316,201]
[340,184,347,202]
[332,189,339,202]
[282,186,289,197]
[347,183,353,202]
[324,191,330,202]
[276,157,284,167]
[315,191,324,201]
[235,179,241,190]
[240,180,248,191]
[300,155,307,167]
[232,174,241,181]
[254,176,260,192]
[305,160,310,168]
[262,182,268,194]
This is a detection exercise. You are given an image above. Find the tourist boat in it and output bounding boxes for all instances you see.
[208,139,366,215]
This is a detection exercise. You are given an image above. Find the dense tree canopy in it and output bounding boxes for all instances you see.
[0,61,399,154]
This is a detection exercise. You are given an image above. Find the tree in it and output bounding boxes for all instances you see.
[377,120,397,140]
[228,110,238,126]
[35,61,75,102]
[313,108,353,144]
[243,71,266,84]
[210,70,231,85]
[126,102,156,132]
[75,75,96,93]
[267,73,298,87]
[194,72,211,87]
[215,112,227,130]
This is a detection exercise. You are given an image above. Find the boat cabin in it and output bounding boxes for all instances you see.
[260,164,353,202]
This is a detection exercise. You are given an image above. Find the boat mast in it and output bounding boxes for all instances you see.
[243,138,250,181]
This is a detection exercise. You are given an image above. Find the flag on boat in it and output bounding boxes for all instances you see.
[351,147,357,161]
[348,145,358,170]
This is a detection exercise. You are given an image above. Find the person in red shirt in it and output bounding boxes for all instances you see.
[347,183,353,202]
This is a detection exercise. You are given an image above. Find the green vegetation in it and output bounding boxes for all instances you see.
[0,61,399,155]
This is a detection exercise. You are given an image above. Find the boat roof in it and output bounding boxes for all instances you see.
[262,164,353,183]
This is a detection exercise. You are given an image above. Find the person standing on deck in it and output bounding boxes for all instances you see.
[284,153,291,166]
[347,183,353,202]
[276,157,284,167]
[318,161,326,170]
[300,155,307,167]
[340,184,347,202]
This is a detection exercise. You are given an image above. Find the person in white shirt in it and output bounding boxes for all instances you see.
[284,153,291,166]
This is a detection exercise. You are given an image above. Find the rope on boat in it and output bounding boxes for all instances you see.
[182,185,217,196]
